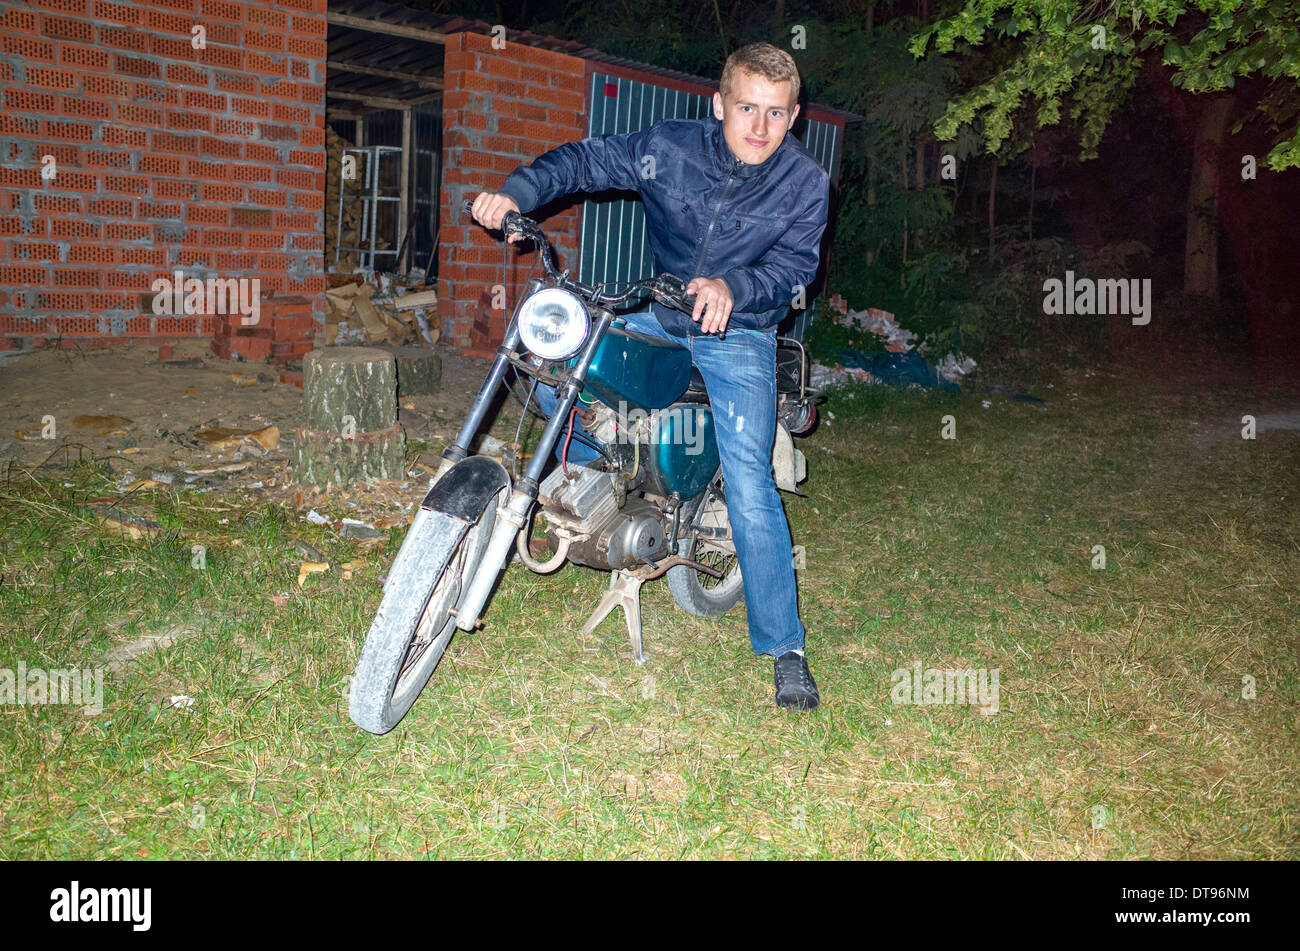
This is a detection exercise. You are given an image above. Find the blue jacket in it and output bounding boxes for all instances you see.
[499,116,830,336]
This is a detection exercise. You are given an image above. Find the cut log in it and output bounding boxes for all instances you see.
[391,346,442,396]
[291,422,406,487]
[393,289,439,311]
[302,346,397,435]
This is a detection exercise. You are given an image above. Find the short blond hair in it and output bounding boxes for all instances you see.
[720,42,801,107]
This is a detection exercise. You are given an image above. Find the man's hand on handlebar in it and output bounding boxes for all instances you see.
[687,276,733,335]
[469,192,522,242]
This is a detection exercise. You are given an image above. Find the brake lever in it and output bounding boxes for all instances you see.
[652,275,724,338]
[461,197,537,241]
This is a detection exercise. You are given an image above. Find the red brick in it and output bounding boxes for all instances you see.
[60,43,110,70]
[215,72,258,95]
[166,63,208,87]
[198,45,243,70]
[155,180,198,200]
[118,103,164,126]
[92,0,144,26]
[202,183,242,202]
[167,110,212,133]
[285,36,324,59]
[1,8,39,33]
[201,138,242,159]
[0,115,42,137]
[84,148,132,169]
[122,247,165,267]
[13,242,61,263]
[105,221,150,241]
[198,0,241,22]
[51,218,99,238]
[153,131,199,154]
[5,89,57,114]
[231,96,270,118]
[133,82,181,105]
[151,35,196,61]
[69,245,116,265]
[87,197,133,216]
[138,154,184,176]
[103,125,148,148]
[2,33,57,61]
[63,96,112,120]
[100,27,148,53]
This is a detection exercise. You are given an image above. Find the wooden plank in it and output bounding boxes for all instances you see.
[392,289,438,310]
[327,61,444,90]
[326,12,448,45]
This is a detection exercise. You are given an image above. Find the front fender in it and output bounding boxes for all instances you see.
[420,455,511,522]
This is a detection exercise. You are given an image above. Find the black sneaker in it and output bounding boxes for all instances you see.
[774,651,820,710]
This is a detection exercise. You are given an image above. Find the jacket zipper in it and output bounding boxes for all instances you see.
[692,158,743,279]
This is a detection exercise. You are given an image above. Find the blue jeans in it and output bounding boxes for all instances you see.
[538,310,805,657]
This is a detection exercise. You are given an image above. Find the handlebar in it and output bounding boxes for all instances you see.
[462,195,698,316]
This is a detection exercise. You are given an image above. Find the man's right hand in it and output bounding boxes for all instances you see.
[470,192,522,242]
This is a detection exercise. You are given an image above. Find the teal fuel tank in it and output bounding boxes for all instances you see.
[580,324,692,412]
[575,322,720,500]
[642,403,720,500]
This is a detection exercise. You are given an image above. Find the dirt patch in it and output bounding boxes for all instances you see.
[0,340,492,522]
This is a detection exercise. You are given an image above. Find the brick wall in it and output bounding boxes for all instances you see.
[0,0,327,352]
[438,30,585,356]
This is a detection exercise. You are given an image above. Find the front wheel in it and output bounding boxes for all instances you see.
[349,488,502,734]
[666,485,744,616]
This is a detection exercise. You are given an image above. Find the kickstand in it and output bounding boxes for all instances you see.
[580,570,647,664]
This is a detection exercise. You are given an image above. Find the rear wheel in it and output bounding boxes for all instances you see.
[667,482,744,616]
[349,488,502,734]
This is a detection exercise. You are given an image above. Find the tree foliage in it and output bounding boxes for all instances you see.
[912,0,1300,169]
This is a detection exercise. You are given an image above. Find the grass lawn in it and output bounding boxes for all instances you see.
[1,356,1296,859]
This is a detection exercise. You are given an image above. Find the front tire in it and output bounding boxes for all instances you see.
[349,489,501,734]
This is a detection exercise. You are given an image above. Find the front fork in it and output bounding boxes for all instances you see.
[437,286,614,630]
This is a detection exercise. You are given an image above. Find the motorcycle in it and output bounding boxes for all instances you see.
[348,198,819,734]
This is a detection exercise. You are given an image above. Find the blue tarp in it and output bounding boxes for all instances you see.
[839,348,960,392]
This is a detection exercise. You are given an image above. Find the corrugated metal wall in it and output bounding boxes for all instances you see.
[579,71,842,338]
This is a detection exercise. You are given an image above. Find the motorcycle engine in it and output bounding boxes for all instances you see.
[537,464,669,570]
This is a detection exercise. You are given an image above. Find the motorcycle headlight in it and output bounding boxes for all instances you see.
[517,288,589,360]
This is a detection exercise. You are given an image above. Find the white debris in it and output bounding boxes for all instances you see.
[935,352,977,383]
[841,307,917,352]
[306,509,330,525]
[167,695,196,709]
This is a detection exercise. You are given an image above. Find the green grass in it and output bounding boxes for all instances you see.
[1,365,1296,859]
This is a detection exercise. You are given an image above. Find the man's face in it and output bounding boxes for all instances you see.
[713,69,800,165]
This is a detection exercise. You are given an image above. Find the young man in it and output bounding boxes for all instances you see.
[471,42,829,709]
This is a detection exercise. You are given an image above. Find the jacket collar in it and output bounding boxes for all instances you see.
[707,116,783,180]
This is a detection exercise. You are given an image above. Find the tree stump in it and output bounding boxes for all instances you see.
[391,345,442,397]
[293,347,405,487]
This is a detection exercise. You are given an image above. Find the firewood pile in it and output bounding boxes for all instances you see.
[324,280,439,349]
[325,127,391,273]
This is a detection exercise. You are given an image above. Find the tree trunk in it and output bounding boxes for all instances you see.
[1028,147,1037,242]
[987,157,997,259]
[1184,96,1233,299]
[391,345,443,397]
[294,347,406,487]
[900,139,909,278]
